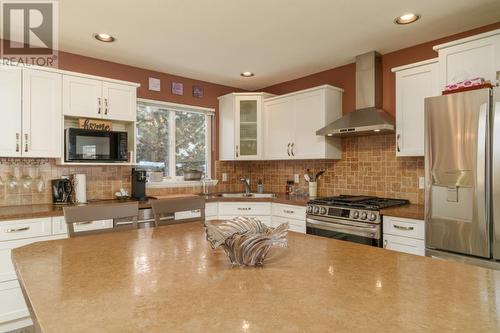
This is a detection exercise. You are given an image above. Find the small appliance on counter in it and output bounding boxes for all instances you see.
[52,177,73,205]
[132,168,147,201]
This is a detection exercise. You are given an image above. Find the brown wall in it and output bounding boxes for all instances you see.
[263,21,500,116]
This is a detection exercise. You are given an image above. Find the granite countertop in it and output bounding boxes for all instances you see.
[0,194,308,222]
[12,222,500,332]
[381,204,425,220]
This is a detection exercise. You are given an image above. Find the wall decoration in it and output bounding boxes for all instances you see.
[193,85,204,98]
[171,82,184,95]
[148,77,161,91]
[78,118,112,131]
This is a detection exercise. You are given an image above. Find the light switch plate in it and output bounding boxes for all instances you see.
[222,173,229,182]
[294,174,300,184]
[419,177,425,190]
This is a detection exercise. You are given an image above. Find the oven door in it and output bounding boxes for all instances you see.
[306,217,382,247]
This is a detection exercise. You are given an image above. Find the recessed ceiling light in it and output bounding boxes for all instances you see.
[94,33,115,42]
[394,13,420,25]
[240,72,255,77]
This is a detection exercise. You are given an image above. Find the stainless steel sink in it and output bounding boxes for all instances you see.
[217,193,277,198]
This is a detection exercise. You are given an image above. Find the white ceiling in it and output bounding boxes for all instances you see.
[57,0,500,90]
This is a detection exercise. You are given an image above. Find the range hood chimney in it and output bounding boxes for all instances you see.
[316,51,395,136]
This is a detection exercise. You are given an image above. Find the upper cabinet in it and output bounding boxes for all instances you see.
[392,59,439,157]
[63,75,137,122]
[0,65,62,158]
[263,85,343,160]
[434,29,500,89]
[218,93,273,161]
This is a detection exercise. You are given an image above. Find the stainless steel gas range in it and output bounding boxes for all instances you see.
[306,195,409,247]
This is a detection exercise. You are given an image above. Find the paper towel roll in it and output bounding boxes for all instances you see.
[73,174,87,204]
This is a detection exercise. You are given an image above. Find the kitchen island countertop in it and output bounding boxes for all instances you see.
[12,221,500,332]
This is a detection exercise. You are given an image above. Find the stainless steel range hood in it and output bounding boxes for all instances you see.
[317,51,395,136]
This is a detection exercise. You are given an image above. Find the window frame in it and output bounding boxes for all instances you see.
[137,98,214,181]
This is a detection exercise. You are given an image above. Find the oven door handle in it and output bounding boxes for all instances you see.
[306,218,379,239]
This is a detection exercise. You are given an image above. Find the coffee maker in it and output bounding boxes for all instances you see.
[52,178,73,205]
[131,168,147,201]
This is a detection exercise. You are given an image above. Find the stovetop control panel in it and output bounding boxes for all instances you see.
[306,204,381,224]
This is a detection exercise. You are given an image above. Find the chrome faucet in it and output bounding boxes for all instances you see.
[240,177,251,196]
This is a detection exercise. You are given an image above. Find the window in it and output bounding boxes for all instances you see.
[136,100,213,179]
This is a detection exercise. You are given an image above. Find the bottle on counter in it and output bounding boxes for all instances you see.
[286,180,294,195]
[257,178,264,194]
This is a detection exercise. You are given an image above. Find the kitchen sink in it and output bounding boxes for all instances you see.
[217,193,277,198]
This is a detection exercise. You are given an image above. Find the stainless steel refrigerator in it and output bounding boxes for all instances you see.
[425,86,500,269]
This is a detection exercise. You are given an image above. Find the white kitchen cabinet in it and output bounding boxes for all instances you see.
[218,202,272,216]
[22,69,62,158]
[0,65,22,157]
[392,59,439,156]
[218,93,273,160]
[63,75,137,122]
[0,280,32,332]
[383,216,425,256]
[434,29,500,89]
[272,216,306,234]
[205,202,218,221]
[263,85,342,160]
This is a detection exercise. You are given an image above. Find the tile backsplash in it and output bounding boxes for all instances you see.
[215,134,424,204]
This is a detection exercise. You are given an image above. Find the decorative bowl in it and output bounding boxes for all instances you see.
[204,217,288,266]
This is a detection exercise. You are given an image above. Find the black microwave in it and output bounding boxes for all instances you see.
[65,128,128,162]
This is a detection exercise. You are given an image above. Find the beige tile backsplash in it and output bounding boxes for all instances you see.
[0,134,423,206]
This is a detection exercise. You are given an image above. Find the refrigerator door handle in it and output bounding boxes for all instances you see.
[476,103,488,239]
[492,88,500,259]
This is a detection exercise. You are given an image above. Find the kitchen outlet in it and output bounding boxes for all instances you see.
[294,174,300,184]
[419,177,425,189]
[222,173,229,182]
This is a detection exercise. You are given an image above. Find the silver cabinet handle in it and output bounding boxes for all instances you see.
[237,207,251,211]
[396,134,401,153]
[236,145,239,158]
[15,133,20,152]
[291,143,295,156]
[393,224,414,231]
[5,226,30,233]
[287,143,291,156]
[283,209,295,214]
[104,98,108,115]
[24,133,28,153]
[98,97,102,114]
[76,221,93,225]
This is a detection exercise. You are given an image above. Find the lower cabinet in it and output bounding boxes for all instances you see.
[383,216,425,256]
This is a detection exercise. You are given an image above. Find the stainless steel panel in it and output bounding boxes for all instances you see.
[426,248,500,270]
[492,87,500,259]
[425,88,490,258]
[306,218,380,239]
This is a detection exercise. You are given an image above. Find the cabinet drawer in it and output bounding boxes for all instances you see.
[52,216,113,234]
[383,234,425,256]
[218,215,272,227]
[272,204,306,220]
[218,202,271,216]
[0,280,30,325]
[205,203,218,217]
[0,218,51,241]
[272,216,306,234]
[383,216,424,240]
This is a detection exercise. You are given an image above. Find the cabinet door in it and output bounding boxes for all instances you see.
[63,75,102,118]
[0,65,22,157]
[22,69,62,158]
[102,82,137,121]
[383,234,425,256]
[292,90,325,159]
[235,95,261,160]
[263,98,293,159]
[438,34,500,89]
[395,62,439,156]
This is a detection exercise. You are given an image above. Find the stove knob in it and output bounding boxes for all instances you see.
[352,211,360,219]
[313,206,320,214]
[320,207,327,215]
[369,213,377,221]
[360,212,368,220]
[307,206,313,213]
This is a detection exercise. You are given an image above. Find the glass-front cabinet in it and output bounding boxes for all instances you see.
[218,93,273,161]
